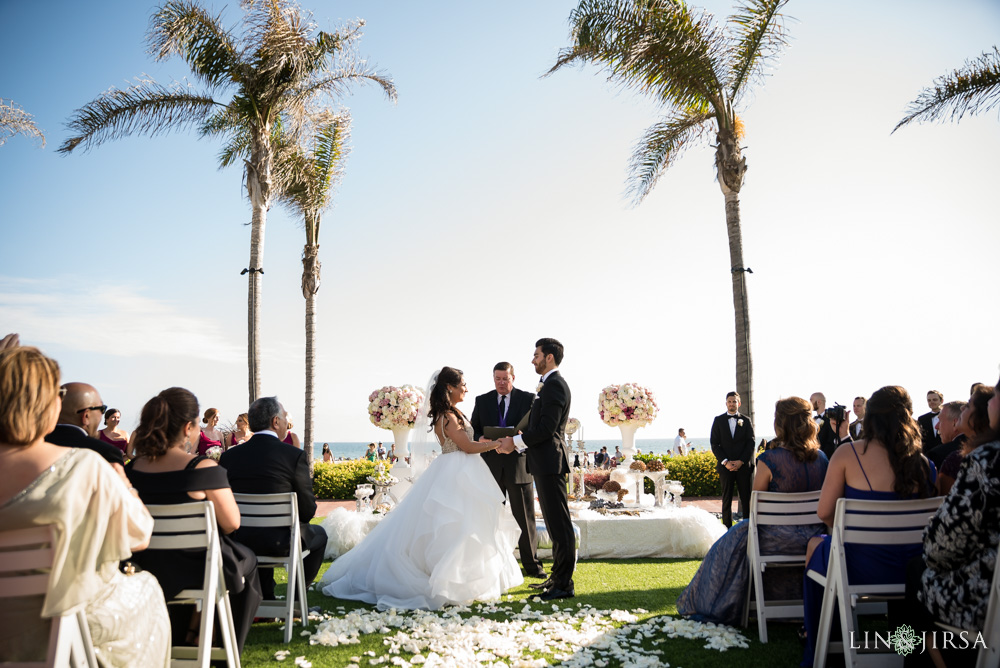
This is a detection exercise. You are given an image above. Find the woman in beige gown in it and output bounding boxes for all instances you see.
[0,346,170,667]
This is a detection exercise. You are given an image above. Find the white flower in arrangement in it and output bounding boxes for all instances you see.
[205,445,223,461]
[597,383,659,428]
[368,385,425,430]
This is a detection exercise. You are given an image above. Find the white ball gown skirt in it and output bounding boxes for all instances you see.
[320,449,524,610]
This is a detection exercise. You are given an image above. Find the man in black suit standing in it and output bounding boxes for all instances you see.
[220,396,328,600]
[498,338,574,600]
[45,381,126,479]
[917,390,944,452]
[470,362,545,579]
[710,391,755,528]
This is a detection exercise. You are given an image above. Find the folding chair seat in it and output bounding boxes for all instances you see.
[0,525,98,668]
[808,496,943,668]
[742,489,822,642]
[147,501,241,668]
[233,493,310,644]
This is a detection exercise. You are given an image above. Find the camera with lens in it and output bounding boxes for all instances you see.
[826,404,847,422]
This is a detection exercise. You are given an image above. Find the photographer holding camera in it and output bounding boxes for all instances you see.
[818,401,853,459]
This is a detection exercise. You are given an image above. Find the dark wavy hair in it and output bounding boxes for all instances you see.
[861,386,932,498]
[132,387,200,458]
[427,366,465,431]
[773,397,820,462]
[963,381,998,453]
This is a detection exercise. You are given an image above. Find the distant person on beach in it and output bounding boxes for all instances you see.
[710,391,755,528]
[364,442,377,461]
[674,428,690,456]
[388,442,397,463]
[322,443,332,462]
[850,396,866,440]
[283,419,302,448]
[377,441,386,459]
[613,446,623,465]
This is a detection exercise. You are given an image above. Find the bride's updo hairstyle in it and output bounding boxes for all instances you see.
[772,396,820,463]
[862,385,933,498]
[132,387,200,458]
[427,366,465,428]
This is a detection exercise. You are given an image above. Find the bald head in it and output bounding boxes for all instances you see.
[58,382,105,437]
[810,393,826,413]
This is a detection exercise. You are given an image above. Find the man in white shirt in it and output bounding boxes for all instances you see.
[674,428,690,456]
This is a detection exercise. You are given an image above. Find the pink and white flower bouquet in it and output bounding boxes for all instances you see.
[368,384,424,429]
[598,383,659,427]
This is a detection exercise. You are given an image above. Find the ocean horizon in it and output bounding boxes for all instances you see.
[310,437,717,461]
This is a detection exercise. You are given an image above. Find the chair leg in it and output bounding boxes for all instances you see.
[284,559,296,644]
[217,590,242,668]
[297,555,310,629]
[813,574,836,668]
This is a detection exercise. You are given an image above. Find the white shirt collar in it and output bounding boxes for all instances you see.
[56,423,87,435]
[257,429,279,439]
[540,369,557,383]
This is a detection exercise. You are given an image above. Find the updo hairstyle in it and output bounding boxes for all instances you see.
[202,407,219,425]
[133,387,200,458]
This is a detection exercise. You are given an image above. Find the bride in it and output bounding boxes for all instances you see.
[320,366,525,610]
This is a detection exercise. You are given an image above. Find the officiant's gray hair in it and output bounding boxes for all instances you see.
[248,396,282,432]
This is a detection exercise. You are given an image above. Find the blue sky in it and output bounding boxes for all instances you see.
[2,0,999,442]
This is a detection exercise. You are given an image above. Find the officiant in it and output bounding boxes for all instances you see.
[470,362,546,579]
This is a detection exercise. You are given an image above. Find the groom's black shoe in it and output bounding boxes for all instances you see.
[528,578,553,590]
[539,586,574,601]
[525,569,548,579]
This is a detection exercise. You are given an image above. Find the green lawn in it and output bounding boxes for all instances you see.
[240,558,807,667]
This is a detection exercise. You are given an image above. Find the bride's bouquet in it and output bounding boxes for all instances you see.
[367,384,424,429]
[598,383,659,427]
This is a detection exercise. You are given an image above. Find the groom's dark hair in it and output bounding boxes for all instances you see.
[535,338,564,365]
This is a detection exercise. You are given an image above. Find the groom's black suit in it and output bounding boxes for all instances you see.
[519,371,575,592]
[709,412,755,528]
[470,387,543,576]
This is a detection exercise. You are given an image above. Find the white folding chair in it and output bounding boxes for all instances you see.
[0,525,98,668]
[146,501,241,668]
[808,496,943,668]
[742,489,822,642]
[233,493,310,644]
[933,545,1000,668]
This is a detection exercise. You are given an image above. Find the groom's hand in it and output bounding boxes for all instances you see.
[496,436,516,454]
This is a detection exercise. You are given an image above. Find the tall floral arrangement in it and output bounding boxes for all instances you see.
[368,385,424,429]
[598,383,658,427]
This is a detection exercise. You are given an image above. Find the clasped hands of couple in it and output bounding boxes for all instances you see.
[480,435,519,455]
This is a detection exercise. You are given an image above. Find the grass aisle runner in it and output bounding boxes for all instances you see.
[241,559,806,667]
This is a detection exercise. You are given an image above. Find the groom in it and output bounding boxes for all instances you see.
[709,391,755,528]
[497,338,575,600]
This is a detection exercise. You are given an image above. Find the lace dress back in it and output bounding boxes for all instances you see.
[438,420,471,455]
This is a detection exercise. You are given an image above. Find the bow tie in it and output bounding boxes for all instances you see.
[728,415,738,420]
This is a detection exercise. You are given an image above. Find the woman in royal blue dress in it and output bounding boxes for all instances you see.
[801,385,937,666]
[677,396,829,626]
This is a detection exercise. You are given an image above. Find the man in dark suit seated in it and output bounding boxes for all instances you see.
[710,391,755,528]
[926,400,967,469]
[220,396,328,600]
[45,381,126,480]
[470,362,545,579]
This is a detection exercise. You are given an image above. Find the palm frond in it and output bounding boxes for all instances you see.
[549,0,725,112]
[58,78,218,154]
[894,47,1000,132]
[627,106,714,204]
[0,98,46,148]
[288,68,397,108]
[148,0,240,89]
[726,0,792,103]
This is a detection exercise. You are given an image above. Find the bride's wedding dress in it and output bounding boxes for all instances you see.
[320,422,524,610]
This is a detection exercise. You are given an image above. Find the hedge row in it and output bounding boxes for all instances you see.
[313,452,723,500]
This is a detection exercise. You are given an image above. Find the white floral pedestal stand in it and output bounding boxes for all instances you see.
[369,474,398,512]
[618,423,640,469]
[354,484,374,513]
[388,425,413,500]
[643,471,670,508]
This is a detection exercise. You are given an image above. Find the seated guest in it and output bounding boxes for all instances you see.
[901,378,1000,667]
[937,386,992,495]
[925,400,966,470]
[98,407,129,456]
[197,407,224,455]
[0,347,170,666]
[677,397,829,626]
[127,388,262,653]
[801,386,937,666]
[220,397,328,601]
[225,412,253,449]
[45,380,127,480]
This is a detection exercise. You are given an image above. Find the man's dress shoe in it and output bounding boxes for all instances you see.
[539,586,574,601]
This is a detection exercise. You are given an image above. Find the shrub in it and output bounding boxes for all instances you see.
[636,451,722,497]
[313,460,376,499]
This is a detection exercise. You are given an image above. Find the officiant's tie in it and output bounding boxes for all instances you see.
[498,395,507,427]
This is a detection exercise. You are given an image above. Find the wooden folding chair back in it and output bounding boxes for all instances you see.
[146,501,241,668]
[810,496,943,668]
[0,524,98,668]
[232,493,310,644]
[743,489,822,642]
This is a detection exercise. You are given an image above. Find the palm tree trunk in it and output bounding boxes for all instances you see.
[716,128,754,425]
[302,243,321,469]
[245,132,273,406]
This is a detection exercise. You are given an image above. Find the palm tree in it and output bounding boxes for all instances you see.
[1,98,45,147]
[58,0,396,404]
[274,110,351,466]
[894,47,1000,133]
[548,0,793,423]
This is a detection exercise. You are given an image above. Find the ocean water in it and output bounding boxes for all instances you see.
[312,437,713,461]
